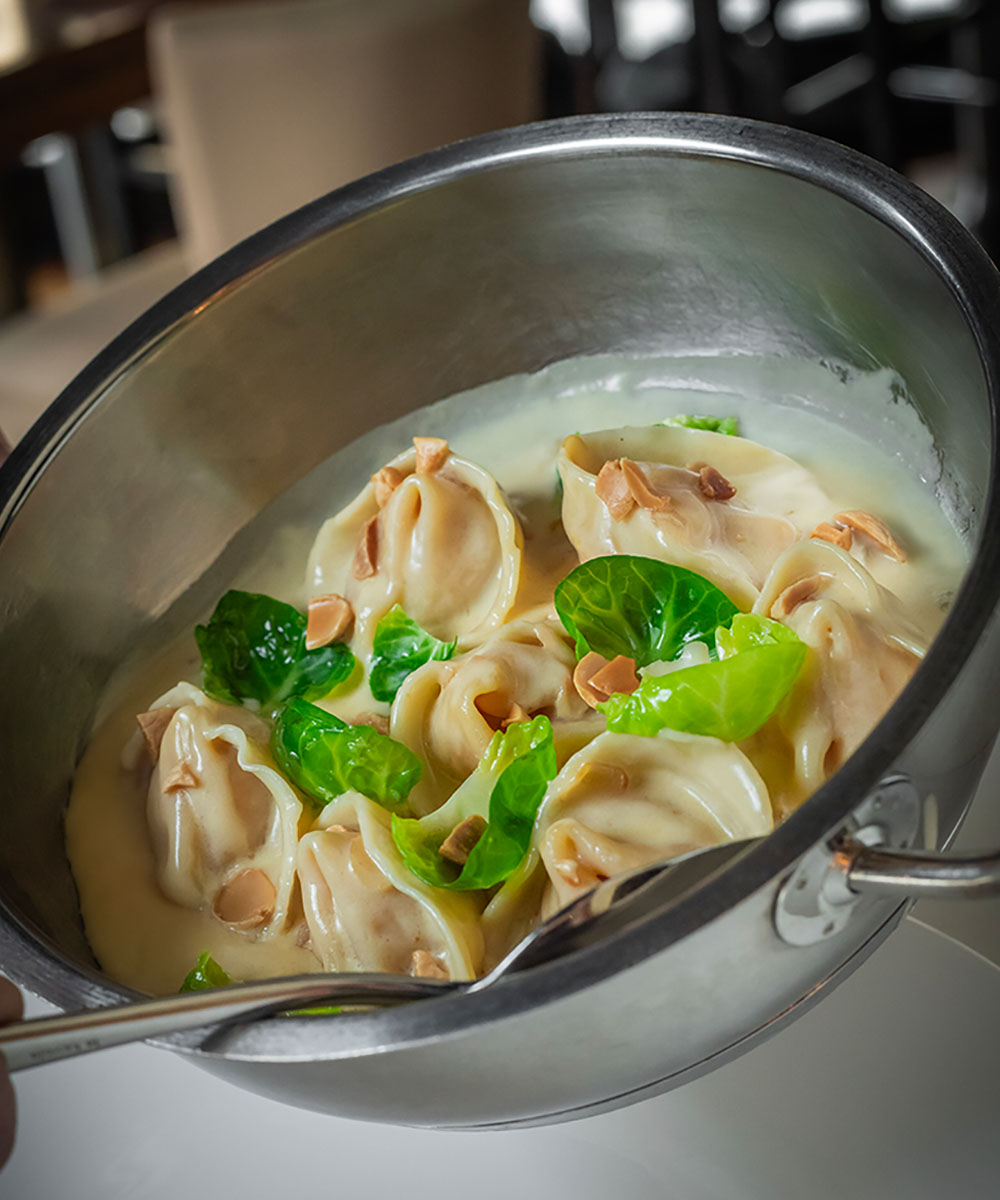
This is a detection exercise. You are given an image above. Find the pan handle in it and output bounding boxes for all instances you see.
[837,841,1000,900]
[773,778,1000,947]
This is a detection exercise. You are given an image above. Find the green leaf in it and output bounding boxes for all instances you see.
[392,715,557,891]
[661,414,740,436]
[369,605,456,702]
[180,951,233,992]
[272,697,423,812]
[715,612,802,657]
[598,615,806,741]
[195,590,355,709]
[554,556,739,667]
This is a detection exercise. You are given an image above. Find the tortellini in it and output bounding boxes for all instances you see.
[559,426,833,608]
[297,792,484,980]
[142,684,304,936]
[390,617,598,814]
[307,443,523,653]
[534,730,774,913]
[748,539,927,815]
[83,402,951,998]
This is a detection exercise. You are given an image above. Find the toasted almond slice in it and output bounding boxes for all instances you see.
[351,515,379,580]
[371,465,405,508]
[213,869,276,929]
[595,460,636,521]
[588,654,640,697]
[500,702,529,729]
[771,574,823,619]
[162,761,199,792]
[306,593,354,649]
[573,651,612,708]
[413,436,450,474]
[694,463,736,501]
[439,814,488,866]
[136,707,173,763]
[810,521,853,551]
[621,458,670,511]
[834,509,906,562]
[410,950,450,980]
[350,711,390,736]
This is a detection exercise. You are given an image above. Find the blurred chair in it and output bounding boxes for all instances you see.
[0,0,538,444]
[150,0,539,265]
[0,241,188,446]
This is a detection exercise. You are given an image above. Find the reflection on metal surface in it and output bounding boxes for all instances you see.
[775,776,921,946]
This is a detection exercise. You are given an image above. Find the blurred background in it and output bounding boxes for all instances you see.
[0,0,996,448]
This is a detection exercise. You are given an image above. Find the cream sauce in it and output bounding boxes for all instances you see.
[66,354,968,995]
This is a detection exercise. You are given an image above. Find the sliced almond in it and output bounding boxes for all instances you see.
[694,463,736,501]
[413,436,450,474]
[136,707,173,763]
[500,702,529,729]
[588,654,640,698]
[771,574,823,619]
[439,814,488,866]
[595,460,635,521]
[351,515,379,580]
[410,949,450,980]
[162,761,199,792]
[621,459,670,511]
[371,465,405,508]
[213,869,276,929]
[305,593,354,649]
[834,509,906,562]
[573,651,612,708]
[810,521,853,550]
[350,711,390,736]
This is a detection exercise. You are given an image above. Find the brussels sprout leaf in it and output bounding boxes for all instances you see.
[180,951,232,992]
[272,697,422,813]
[369,605,456,702]
[662,414,740,436]
[554,556,739,667]
[195,590,355,709]
[598,615,806,741]
[392,715,556,891]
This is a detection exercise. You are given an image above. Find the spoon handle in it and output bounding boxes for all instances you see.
[0,973,458,1072]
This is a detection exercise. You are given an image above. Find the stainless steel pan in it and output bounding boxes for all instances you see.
[1,113,999,1128]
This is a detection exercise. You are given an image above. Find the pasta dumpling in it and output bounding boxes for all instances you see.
[748,539,927,814]
[559,426,834,608]
[142,683,304,936]
[307,442,523,653]
[297,792,484,980]
[534,730,774,913]
[390,618,598,814]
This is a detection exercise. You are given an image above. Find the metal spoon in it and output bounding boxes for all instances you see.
[0,837,755,1072]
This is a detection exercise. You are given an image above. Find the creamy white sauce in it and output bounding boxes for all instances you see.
[66,354,968,996]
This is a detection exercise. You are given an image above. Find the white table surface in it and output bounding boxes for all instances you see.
[5,741,1000,1200]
